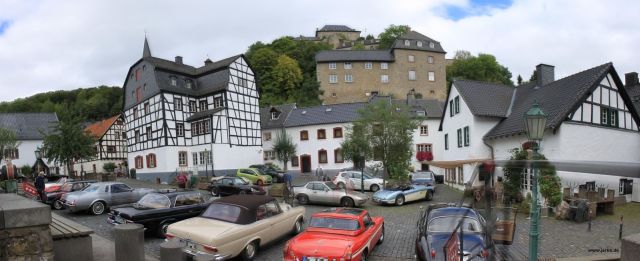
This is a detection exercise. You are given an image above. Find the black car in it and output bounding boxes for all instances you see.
[208,177,266,197]
[249,164,285,183]
[45,180,96,210]
[107,191,208,237]
[416,205,490,261]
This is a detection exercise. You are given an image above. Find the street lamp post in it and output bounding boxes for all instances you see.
[34,147,42,175]
[205,148,209,179]
[524,102,547,261]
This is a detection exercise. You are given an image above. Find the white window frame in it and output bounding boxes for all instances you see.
[364,62,372,69]
[345,74,353,83]
[380,63,388,70]
[329,63,336,70]
[344,62,352,69]
[381,75,389,83]
[263,132,272,141]
[428,71,435,81]
[417,41,423,47]
[428,56,434,64]
[176,123,184,137]
[409,70,416,81]
[429,42,435,48]
[408,55,415,62]
[329,74,338,84]
[404,40,410,46]
[420,125,428,136]
[178,151,188,166]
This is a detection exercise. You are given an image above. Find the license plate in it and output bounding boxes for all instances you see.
[180,239,196,250]
[304,257,328,261]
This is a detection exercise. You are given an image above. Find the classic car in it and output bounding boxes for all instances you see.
[108,191,209,237]
[236,168,273,186]
[249,164,285,183]
[293,181,368,207]
[333,170,385,192]
[411,171,436,189]
[372,184,433,206]
[62,182,156,215]
[45,180,96,210]
[284,208,384,261]
[44,177,75,192]
[165,195,305,260]
[415,205,489,261]
[208,176,266,197]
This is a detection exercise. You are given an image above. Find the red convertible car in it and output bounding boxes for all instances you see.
[284,208,384,261]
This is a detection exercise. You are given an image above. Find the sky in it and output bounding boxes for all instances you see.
[0,0,639,102]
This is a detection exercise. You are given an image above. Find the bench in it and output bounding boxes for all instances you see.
[50,213,94,261]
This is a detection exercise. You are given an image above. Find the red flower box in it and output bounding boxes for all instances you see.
[416,151,433,162]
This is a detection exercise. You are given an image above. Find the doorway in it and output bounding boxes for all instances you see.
[300,155,312,173]
[421,164,430,171]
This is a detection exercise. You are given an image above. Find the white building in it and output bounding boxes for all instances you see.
[73,114,127,175]
[122,38,262,182]
[261,92,444,176]
[437,63,640,201]
[0,113,64,176]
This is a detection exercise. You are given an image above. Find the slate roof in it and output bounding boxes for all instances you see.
[283,103,367,127]
[0,113,58,140]
[480,63,638,139]
[85,114,121,139]
[370,95,445,119]
[315,50,394,62]
[453,80,516,117]
[260,104,296,130]
[392,31,446,53]
[317,25,359,32]
[186,107,225,122]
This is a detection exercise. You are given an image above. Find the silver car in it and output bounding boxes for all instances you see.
[292,181,368,207]
[62,182,156,215]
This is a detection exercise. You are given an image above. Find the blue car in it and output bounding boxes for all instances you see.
[411,171,436,192]
[415,205,489,261]
[372,184,433,206]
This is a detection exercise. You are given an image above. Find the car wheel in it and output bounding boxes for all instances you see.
[361,250,368,261]
[395,195,405,206]
[210,187,219,197]
[53,200,64,210]
[297,195,309,205]
[91,201,106,215]
[341,197,355,208]
[240,241,258,261]
[337,182,345,189]
[257,180,264,186]
[377,225,385,245]
[426,191,433,201]
[157,222,171,238]
[370,184,380,192]
[292,218,303,235]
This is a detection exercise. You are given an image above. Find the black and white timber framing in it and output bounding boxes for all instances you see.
[74,115,128,175]
[121,38,262,181]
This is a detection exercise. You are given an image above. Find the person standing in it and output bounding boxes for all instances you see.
[315,167,324,181]
[35,171,46,202]
[176,172,187,189]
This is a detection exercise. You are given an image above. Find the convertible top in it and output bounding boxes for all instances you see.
[214,194,275,210]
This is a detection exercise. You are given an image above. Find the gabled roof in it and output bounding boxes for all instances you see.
[186,107,225,122]
[260,104,296,130]
[85,114,121,139]
[370,95,444,119]
[284,103,367,127]
[315,50,394,63]
[482,63,640,139]
[454,80,516,118]
[317,25,359,32]
[392,31,446,53]
[0,113,58,140]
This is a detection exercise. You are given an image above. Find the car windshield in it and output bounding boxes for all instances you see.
[387,185,412,191]
[428,217,482,233]
[201,203,242,223]
[412,173,433,179]
[60,183,73,192]
[137,194,170,209]
[325,181,339,190]
[83,184,100,192]
[234,178,249,185]
[309,217,360,231]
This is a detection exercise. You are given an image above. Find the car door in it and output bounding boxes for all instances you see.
[350,172,363,190]
[362,213,381,249]
[254,201,283,244]
[110,184,133,205]
[309,182,329,204]
[219,178,233,195]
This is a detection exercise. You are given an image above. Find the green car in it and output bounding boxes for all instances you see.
[236,168,273,186]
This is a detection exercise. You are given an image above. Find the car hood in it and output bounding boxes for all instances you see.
[372,190,400,199]
[112,206,158,219]
[167,217,236,245]
[343,190,368,200]
[63,190,91,200]
[290,232,353,257]
[428,232,485,260]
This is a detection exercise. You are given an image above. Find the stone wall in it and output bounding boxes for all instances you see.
[0,194,54,261]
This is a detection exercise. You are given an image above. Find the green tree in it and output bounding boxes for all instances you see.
[341,126,372,170]
[352,42,366,50]
[365,34,375,40]
[0,128,19,163]
[351,100,421,183]
[20,165,32,178]
[378,24,411,49]
[269,55,303,105]
[529,69,538,83]
[503,147,562,207]
[41,111,96,178]
[517,75,523,85]
[446,50,514,90]
[272,130,296,171]
[103,162,117,173]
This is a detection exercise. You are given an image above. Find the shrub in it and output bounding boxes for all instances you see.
[20,165,32,178]
[103,162,116,173]
[129,168,136,179]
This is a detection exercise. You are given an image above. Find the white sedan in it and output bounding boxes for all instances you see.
[333,171,384,192]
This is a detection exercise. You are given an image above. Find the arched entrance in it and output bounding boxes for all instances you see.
[300,155,312,173]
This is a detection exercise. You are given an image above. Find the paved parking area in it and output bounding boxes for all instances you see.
[52,176,640,261]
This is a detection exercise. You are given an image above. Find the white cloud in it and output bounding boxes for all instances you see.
[0,0,638,102]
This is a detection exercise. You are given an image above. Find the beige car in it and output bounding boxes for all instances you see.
[165,194,305,260]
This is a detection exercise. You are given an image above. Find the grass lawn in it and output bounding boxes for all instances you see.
[599,202,640,224]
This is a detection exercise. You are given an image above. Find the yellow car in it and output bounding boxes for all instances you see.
[236,168,272,186]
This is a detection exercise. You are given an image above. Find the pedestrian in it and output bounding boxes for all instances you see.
[176,172,187,189]
[35,171,46,202]
[315,167,324,181]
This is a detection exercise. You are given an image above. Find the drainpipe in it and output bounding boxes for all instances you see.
[482,138,495,186]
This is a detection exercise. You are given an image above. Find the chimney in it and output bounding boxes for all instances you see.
[625,72,639,87]
[204,58,213,66]
[175,56,183,64]
[536,64,555,86]
[407,89,416,105]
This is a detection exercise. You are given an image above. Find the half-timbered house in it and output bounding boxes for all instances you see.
[437,63,640,202]
[122,38,262,182]
[73,114,127,176]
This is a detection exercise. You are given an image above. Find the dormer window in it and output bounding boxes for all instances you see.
[429,42,435,48]
[170,77,177,86]
[270,111,280,120]
[185,80,192,89]
[404,40,410,46]
[213,96,224,108]
[417,41,423,47]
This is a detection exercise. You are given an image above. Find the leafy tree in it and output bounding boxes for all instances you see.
[365,34,375,40]
[503,147,562,207]
[103,162,117,173]
[517,75,523,85]
[41,111,96,178]
[378,25,411,49]
[20,165,32,178]
[352,42,366,50]
[341,126,372,170]
[272,55,303,102]
[0,128,19,163]
[446,50,514,90]
[529,69,537,82]
[351,100,421,183]
[272,130,296,171]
